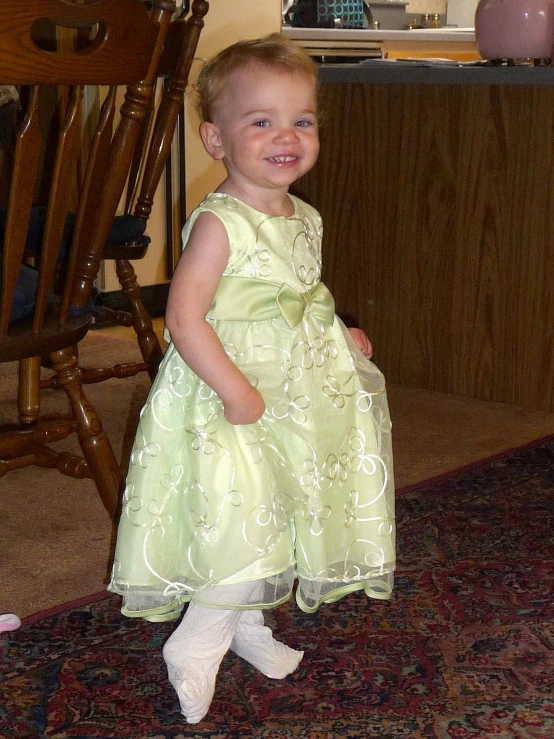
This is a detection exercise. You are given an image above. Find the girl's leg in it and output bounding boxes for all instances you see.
[230,578,303,678]
[231,608,303,679]
[162,601,242,724]
[162,580,303,724]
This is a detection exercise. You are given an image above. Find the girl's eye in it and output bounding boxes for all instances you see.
[253,120,270,128]
[296,119,313,128]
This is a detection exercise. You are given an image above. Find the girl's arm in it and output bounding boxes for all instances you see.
[165,212,265,425]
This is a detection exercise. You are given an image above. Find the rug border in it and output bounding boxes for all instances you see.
[22,431,554,626]
[21,591,113,628]
[395,431,554,496]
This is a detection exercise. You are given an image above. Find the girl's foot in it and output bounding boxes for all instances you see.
[162,603,242,724]
[165,663,217,724]
[231,609,303,679]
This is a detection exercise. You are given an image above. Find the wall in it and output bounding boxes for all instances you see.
[405,0,447,16]
[102,0,281,292]
[185,0,282,212]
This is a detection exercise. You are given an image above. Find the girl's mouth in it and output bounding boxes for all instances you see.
[268,155,298,164]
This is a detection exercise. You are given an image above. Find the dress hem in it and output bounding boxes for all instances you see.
[110,573,393,621]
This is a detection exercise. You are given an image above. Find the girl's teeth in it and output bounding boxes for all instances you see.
[271,156,296,163]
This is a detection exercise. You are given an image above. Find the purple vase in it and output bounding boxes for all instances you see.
[475,0,554,59]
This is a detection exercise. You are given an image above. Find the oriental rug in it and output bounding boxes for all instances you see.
[1,437,554,739]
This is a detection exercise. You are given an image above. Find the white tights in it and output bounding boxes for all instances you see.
[162,583,303,724]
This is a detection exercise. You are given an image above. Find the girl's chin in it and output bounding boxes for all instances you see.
[261,165,306,185]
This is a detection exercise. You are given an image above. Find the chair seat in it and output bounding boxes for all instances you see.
[0,311,90,362]
[0,209,151,322]
[103,239,150,261]
[0,207,150,258]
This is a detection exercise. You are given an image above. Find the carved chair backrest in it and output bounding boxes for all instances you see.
[123,0,209,229]
[0,0,177,349]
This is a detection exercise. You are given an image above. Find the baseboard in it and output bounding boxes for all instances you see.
[99,283,169,319]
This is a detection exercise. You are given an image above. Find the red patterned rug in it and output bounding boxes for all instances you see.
[2,437,554,738]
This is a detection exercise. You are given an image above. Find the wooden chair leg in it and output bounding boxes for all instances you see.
[49,346,122,519]
[116,257,164,380]
[18,356,41,425]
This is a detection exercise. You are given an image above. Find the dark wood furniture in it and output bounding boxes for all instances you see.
[0,0,177,518]
[296,65,554,412]
[84,0,209,384]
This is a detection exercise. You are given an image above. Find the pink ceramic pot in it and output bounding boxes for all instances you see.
[475,0,554,59]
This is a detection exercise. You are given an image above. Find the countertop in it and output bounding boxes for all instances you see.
[318,60,554,86]
[283,26,476,43]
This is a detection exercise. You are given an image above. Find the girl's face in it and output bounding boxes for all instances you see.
[200,63,319,197]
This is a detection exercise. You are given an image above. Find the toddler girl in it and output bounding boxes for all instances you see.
[109,33,395,724]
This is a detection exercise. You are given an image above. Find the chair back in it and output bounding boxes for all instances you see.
[77,0,209,387]
[123,0,210,230]
[0,0,176,359]
[0,0,159,85]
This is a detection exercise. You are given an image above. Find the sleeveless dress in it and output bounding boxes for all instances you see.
[109,193,395,621]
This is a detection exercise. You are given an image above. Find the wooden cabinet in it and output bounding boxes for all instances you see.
[295,81,554,411]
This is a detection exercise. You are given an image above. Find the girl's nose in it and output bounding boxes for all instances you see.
[273,126,299,143]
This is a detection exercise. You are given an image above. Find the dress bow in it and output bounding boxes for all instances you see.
[208,276,336,328]
[276,282,335,328]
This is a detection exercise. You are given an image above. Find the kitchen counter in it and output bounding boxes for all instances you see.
[319,61,554,86]
[293,62,554,412]
[283,24,479,62]
[283,26,476,43]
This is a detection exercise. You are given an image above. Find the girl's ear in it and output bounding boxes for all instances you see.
[200,121,224,161]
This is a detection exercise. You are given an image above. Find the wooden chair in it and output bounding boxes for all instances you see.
[0,0,177,519]
[80,0,209,384]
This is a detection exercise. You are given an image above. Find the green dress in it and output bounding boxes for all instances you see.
[109,193,395,621]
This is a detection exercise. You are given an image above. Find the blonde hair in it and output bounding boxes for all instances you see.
[196,33,318,123]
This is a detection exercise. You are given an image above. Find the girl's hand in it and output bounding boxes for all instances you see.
[223,385,266,425]
[348,328,373,359]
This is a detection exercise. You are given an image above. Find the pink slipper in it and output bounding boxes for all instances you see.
[0,613,21,632]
